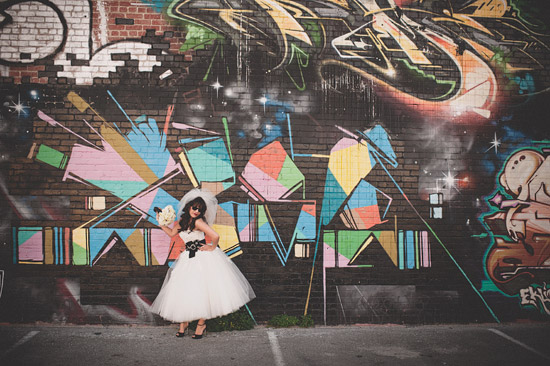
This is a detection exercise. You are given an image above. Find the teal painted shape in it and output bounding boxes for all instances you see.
[295,210,316,240]
[89,229,117,264]
[219,201,236,218]
[179,137,219,144]
[346,180,377,209]
[364,125,396,166]
[87,180,149,200]
[236,202,251,233]
[223,180,236,190]
[90,228,138,264]
[126,115,173,179]
[320,169,348,225]
[17,228,41,245]
[186,138,234,182]
[258,222,277,242]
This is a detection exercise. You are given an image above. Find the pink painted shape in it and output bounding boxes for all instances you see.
[240,163,288,201]
[162,156,182,178]
[19,232,44,261]
[323,242,352,268]
[172,122,219,135]
[239,222,252,242]
[63,142,144,182]
[331,138,358,153]
[421,231,430,267]
[128,187,158,214]
[323,242,336,268]
[324,241,356,268]
[151,229,172,265]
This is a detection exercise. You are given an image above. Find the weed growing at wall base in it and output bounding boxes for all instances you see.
[268,314,314,328]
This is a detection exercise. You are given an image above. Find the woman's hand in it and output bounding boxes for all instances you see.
[199,244,216,252]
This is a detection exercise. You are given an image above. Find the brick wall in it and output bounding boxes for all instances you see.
[1,0,549,325]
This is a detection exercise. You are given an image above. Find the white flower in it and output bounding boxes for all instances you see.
[158,205,176,226]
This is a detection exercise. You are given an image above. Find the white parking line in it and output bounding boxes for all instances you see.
[267,330,285,366]
[2,331,40,357]
[488,328,550,361]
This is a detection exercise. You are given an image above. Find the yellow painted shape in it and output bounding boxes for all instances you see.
[255,0,312,45]
[460,0,508,18]
[349,234,374,264]
[378,231,398,267]
[151,252,160,266]
[72,228,88,249]
[67,91,91,113]
[179,152,199,187]
[212,224,239,253]
[219,10,249,33]
[125,230,146,266]
[44,227,54,265]
[228,250,243,259]
[101,124,159,185]
[328,141,372,194]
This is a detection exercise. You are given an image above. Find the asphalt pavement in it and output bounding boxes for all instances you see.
[1,322,549,365]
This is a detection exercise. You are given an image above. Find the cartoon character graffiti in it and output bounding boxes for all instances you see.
[483,148,550,295]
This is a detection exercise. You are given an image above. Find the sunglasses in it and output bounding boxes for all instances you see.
[191,206,204,213]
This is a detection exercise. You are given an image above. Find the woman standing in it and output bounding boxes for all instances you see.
[151,189,256,338]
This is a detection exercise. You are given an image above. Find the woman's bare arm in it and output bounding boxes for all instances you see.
[157,215,181,237]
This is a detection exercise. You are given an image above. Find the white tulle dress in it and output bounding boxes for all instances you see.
[150,229,256,322]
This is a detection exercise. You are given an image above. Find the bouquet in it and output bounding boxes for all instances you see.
[154,205,176,226]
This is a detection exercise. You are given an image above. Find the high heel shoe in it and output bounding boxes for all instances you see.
[192,322,207,339]
[176,322,189,337]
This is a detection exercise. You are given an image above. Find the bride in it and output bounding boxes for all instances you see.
[150,188,256,338]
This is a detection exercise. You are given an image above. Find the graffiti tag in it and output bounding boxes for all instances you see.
[519,283,550,315]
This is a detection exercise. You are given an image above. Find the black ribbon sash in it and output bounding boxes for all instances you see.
[185,239,206,258]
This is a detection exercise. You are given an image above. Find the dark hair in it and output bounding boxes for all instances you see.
[179,197,207,232]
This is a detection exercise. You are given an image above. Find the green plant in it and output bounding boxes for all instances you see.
[267,314,299,328]
[298,314,314,328]
[267,314,315,328]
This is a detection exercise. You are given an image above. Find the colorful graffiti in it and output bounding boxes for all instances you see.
[519,283,550,316]
[1,1,547,121]
[159,0,549,122]
[14,91,318,266]
[1,0,549,325]
[481,145,550,314]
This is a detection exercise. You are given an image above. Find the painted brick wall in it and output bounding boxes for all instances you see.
[1,0,549,325]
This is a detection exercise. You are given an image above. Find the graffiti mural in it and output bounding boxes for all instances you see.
[481,146,550,311]
[0,0,549,325]
[12,91,318,267]
[519,283,550,316]
[160,0,549,122]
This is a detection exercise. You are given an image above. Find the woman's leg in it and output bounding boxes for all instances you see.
[192,318,207,339]
[176,322,189,337]
[179,322,188,333]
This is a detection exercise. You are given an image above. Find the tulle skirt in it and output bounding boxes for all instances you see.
[150,247,256,323]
